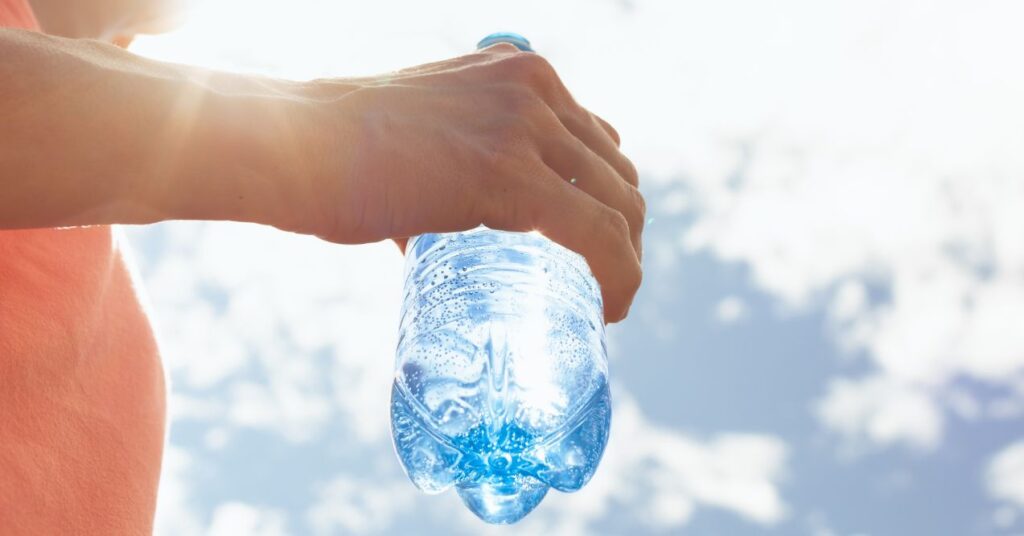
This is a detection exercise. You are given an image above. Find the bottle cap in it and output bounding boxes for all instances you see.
[477,32,534,52]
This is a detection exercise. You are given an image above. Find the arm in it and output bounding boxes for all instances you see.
[0,28,320,231]
[0,29,644,322]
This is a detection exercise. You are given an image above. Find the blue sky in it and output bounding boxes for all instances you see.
[125,1,1024,534]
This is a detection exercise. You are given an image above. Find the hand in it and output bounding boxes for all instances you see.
[0,32,641,322]
[294,44,644,323]
[0,32,642,322]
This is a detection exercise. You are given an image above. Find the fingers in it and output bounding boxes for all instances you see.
[351,47,644,322]
[394,47,636,192]
[541,120,645,262]
[547,92,636,187]
[486,51,638,188]
[563,112,638,188]
[482,164,641,323]
[592,113,621,147]
[474,51,642,321]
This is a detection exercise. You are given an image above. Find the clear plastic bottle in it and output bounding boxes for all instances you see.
[390,222,611,523]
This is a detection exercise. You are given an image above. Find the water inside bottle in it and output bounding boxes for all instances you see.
[390,229,611,524]
[391,361,610,523]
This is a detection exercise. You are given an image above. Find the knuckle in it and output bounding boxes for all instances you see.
[624,158,640,186]
[561,106,595,134]
[512,51,551,72]
[628,263,643,293]
[591,113,622,146]
[601,207,631,239]
[598,206,642,297]
[606,124,622,146]
[529,54,558,80]
[497,52,531,78]
[620,192,645,236]
[630,186,647,224]
[622,281,642,321]
[618,264,643,315]
[483,42,520,54]
[503,52,558,86]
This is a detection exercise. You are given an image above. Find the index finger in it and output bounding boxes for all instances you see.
[483,163,642,323]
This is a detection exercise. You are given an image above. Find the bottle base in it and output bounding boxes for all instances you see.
[456,475,549,524]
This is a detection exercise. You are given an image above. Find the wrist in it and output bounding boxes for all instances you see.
[139,76,344,233]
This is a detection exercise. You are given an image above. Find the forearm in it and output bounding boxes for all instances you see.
[0,35,645,319]
[0,28,353,231]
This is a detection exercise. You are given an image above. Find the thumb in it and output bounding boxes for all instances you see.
[393,237,408,255]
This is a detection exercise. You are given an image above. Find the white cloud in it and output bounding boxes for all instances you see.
[828,281,867,324]
[118,0,1024,530]
[168,391,225,422]
[458,394,789,536]
[987,440,1024,510]
[300,392,788,536]
[989,396,1024,421]
[129,0,1024,438]
[131,218,788,535]
[155,444,291,535]
[154,445,204,535]
[992,506,1017,530]
[945,388,981,422]
[204,427,231,450]
[131,221,404,528]
[208,502,289,536]
[665,1,1024,449]
[225,380,332,443]
[306,477,416,535]
[658,190,692,216]
[816,376,942,451]
[803,511,839,536]
[129,221,403,443]
[715,295,749,324]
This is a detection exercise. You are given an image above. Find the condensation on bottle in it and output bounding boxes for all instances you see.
[390,227,611,524]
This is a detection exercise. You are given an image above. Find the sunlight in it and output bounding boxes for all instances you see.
[114,0,1024,533]
[134,0,464,79]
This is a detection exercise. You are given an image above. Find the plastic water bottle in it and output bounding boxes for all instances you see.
[389,31,612,526]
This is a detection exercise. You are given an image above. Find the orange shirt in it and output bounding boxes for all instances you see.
[0,2,167,533]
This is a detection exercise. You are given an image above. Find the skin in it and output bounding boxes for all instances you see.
[2,2,644,322]
[28,0,185,39]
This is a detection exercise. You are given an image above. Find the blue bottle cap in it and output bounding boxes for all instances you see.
[477,32,534,52]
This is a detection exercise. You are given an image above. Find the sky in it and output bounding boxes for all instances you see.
[125,0,1024,534]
